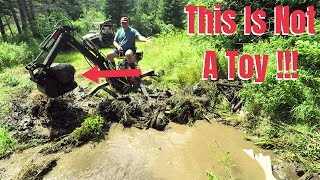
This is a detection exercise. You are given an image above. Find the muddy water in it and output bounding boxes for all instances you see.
[43,121,272,180]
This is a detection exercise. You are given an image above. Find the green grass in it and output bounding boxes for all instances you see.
[138,31,203,88]
[0,127,17,158]
[206,172,219,180]
[220,113,320,172]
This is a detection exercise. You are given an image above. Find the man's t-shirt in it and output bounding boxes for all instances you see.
[114,27,141,50]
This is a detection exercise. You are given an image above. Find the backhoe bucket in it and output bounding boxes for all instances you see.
[36,63,77,98]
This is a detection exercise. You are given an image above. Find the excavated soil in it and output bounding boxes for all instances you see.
[7,87,93,143]
[6,81,220,146]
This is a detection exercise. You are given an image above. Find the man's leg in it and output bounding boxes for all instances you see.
[106,49,118,68]
[124,49,138,84]
[125,49,135,69]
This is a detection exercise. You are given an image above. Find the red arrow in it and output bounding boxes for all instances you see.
[83,66,142,83]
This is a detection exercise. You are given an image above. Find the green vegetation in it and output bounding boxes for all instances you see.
[241,32,320,125]
[0,0,185,45]
[206,143,235,180]
[206,172,219,180]
[233,23,320,171]
[159,0,187,29]
[0,42,33,70]
[0,31,319,171]
[246,120,320,171]
[138,32,203,88]
[73,116,105,143]
[0,127,17,158]
[38,115,106,155]
[170,95,206,125]
[141,26,319,172]
[73,10,106,34]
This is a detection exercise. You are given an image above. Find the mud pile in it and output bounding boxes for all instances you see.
[97,81,224,130]
[99,91,171,130]
[7,82,223,144]
[7,87,101,143]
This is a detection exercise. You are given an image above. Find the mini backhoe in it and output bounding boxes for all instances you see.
[25,21,158,98]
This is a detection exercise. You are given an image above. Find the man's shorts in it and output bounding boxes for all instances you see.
[113,48,136,56]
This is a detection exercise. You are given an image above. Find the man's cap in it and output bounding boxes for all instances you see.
[120,17,128,23]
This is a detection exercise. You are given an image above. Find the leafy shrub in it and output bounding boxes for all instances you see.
[34,11,73,37]
[73,116,105,142]
[0,42,33,70]
[216,95,232,113]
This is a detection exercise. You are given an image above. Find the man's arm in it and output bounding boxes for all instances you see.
[133,28,150,42]
[113,30,122,50]
[113,41,122,50]
[138,35,150,42]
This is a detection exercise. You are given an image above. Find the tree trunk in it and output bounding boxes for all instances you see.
[27,0,35,20]
[0,17,7,41]
[4,16,14,38]
[23,0,31,21]
[24,0,39,37]
[8,0,22,34]
[16,0,27,31]
[11,8,22,34]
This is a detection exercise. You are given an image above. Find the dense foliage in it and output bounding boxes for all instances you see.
[0,42,33,70]
[0,0,187,43]
[242,34,320,126]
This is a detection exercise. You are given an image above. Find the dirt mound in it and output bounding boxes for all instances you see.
[7,87,101,143]
[99,90,172,130]
[7,80,241,148]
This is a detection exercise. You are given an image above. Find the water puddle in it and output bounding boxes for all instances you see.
[43,121,271,179]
